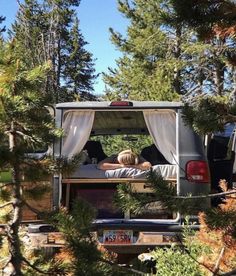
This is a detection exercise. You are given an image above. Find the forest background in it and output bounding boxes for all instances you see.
[0,0,236,275]
[0,0,129,96]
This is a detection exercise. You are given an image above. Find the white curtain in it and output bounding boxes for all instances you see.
[61,110,95,158]
[143,110,176,164]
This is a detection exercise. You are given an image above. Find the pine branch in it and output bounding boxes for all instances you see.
[175,190,236,200]
[212,247,225,276]
[140,30,162,50]
[15,130,36,142]
[23,201,41,215]
[22,257,49,275]
[0,202,13,209]
[0,183,13,189]
[224,114,236,124]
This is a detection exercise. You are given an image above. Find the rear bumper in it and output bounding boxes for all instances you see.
[91,219,200,232]
[99,231,180,254]
[93,221,200,254]
[26,222,200,255]
[103,244,171,254]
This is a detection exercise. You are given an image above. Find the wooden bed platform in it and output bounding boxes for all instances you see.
[61,178,176,209]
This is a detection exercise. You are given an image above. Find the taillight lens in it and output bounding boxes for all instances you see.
[109,101,133,106]
[186,160,210,183]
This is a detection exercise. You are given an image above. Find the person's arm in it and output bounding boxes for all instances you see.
[97,155,124,170]
[133,161,152,170]
[131,156,151,170]
[124,160,151,170]
[98,161,125,170]
[97,155,152,171]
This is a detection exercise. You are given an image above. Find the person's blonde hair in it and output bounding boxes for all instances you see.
[117,149,139,165]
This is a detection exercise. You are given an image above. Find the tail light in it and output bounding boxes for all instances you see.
[186,160,210,183]
[110,101,133,106]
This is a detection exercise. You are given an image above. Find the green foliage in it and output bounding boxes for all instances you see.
[183,95,236,134]
[23,257,69,276]
[53,200,97,235]
[0,148,13,169]
[150,219,209,275]
[0,42,56,153]
[0,39,63,275]
[53,154,84,174]
[11,0,97,102]
[0,211,13,224]
[0,38,57,164]
[0,170,12,182]
[115,171,177,214]
[51,200,103,275]
[104,57,181,101]
[165,0,236,134]
[23,183,51,201]
[105,0,224,101]
[181,218,212,257]
[152,245,203,276]
[169,0,236,38]
[22,160,53,182]
[115,182,148,214]
[50,200,132,276]
[0,39,62,208]
[116,170,208,216]
[0,186,11,202]
[103,0,185,100]
[63,17,97,98]
[203,201,236,239]
[92,135,152,156]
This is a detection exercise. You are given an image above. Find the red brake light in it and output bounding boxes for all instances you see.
[186,160,210,183]
[110,101,133,106]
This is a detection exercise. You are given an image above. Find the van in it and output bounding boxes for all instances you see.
[44,100,210,255]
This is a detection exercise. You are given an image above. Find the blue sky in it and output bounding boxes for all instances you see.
[0,0,128,95]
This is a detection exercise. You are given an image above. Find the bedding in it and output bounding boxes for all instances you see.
[69,164,177,179]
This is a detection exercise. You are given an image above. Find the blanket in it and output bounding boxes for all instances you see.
[69,164,177,179]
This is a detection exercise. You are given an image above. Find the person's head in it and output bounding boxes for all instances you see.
[117,149,139,165]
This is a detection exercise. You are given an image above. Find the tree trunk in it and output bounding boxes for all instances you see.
[173,25,182,94]
[230,65,236,103]
[215,59,224,96]
[7,123,23,276]
[214,38,225,96]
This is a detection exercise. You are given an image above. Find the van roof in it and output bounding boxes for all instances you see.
[56,101,183,110]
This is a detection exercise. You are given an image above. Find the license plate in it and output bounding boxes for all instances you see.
[103,230,133,244]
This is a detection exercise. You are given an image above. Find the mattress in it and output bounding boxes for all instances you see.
[69,164,177,179]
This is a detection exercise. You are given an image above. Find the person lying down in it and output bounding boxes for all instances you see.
[97,149,152,171]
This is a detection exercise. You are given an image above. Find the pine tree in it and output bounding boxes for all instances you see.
[170,0,236,133]
[62,17,97,101]
[0,39,59,275]
[170,0,236,39]
[47,200,134,276]
[103,0,174,100]
[104,0,236,106]
[11,0,96,103]
[103,0,198,101]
